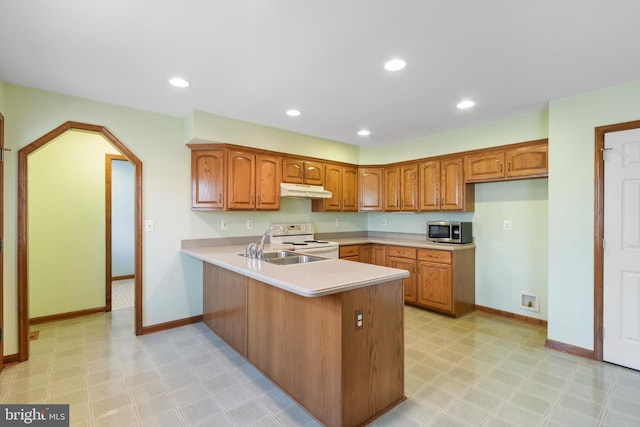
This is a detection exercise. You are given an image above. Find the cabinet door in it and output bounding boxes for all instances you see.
[304,161,324,185]
[358,168,384,211]
[342,166,358,211]
[384,166,400,211]
[419,161,440,211]
[371,244,387,266]
[417,261,452,313]
[400,164,418,211]
[359,244,372,264]
[191,149,225,209]
[228,151,256,210]
[388,257,417,302]
[464,152,505,182]
[440,158,465,211]
[506,144,548,178]
[323,164,343,211]
[282,158,304,183]
[256,154,281,210]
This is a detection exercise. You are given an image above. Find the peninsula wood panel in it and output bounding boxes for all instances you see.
[202,263,248,356]
[341,280,405,427]
[247,278,405,427]
[248,279,343,427]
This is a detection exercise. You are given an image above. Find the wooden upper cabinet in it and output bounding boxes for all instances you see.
[318,163,343,211]
[385,164,418,211]
[255,154,281,210]
[189,145,280,211]
[400,164,419,211]
[227,150,256,210]
[505,143,548,178]
[313,164,358,212]
[419,161,440,211]
[464,152,505,182]
[342,166,358,211]
[282,158,324,185]
[191,148,225,210]
[465,140,548,183]
[441,158,473,211]
[384,167,400,211]
[358,168,384,211]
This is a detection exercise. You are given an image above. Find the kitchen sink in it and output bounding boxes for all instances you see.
[240,250,326,265]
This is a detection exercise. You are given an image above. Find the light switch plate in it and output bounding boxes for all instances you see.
[144,219,154,232]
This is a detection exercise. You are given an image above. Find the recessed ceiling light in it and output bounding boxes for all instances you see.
[384,59,406,72]
[357,129,371,136]
[169,77,190,88]
[286,109,301,117]
[457,100,475,109]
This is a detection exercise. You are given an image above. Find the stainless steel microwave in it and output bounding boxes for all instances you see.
[427,221,473,244]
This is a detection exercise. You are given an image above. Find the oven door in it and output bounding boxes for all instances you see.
[294,245,339,259]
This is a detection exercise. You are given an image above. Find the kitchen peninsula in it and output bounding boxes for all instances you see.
[181,245,410,427]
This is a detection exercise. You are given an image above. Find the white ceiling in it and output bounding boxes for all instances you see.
[2,0,640,146]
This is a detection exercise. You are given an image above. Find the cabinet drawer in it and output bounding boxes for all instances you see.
[417,249,451,264]
[387,246,416,259]
[339,245,360,258]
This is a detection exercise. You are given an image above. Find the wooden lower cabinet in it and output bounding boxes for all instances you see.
[339,244,360,261]
[387,246,417,303]
[202,263,405,427]
[416,248,475,317]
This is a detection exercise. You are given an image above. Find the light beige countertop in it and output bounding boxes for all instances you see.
[181,244,409,297]
[329,237,476,251]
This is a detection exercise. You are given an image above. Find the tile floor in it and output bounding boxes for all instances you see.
[1,306,639,426]
[111,279,134,310]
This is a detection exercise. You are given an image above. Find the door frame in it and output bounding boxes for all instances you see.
[0,112,4,372]
[593,118,640,361]
[18,121,144,362]
[105,154,133,312]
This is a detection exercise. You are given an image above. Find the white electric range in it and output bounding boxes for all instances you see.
[269,223,339,258]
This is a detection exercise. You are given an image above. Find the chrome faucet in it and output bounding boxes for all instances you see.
[244,225,285,259]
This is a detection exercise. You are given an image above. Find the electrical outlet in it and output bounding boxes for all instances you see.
[246,219,253,230]
[335,218,341,227]
[144,219,154,232]
[503,220,512,231]
[355,309,363,331]
[382,218,387,226]
[220,219,228,230]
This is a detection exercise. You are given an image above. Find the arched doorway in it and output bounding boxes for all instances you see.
[17,121,143,361]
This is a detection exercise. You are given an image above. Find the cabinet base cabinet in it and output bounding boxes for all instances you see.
[413,248,476,317]
[202,263,405,427]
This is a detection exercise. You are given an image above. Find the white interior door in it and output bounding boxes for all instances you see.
[603,128,640,370]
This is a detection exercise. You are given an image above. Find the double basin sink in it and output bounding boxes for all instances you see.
[241,250,326,265]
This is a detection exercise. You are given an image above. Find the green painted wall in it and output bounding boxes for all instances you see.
[28,130,119,317]
[547,80,640,350]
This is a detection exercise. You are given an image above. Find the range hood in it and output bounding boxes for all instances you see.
[280,183,332,199]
